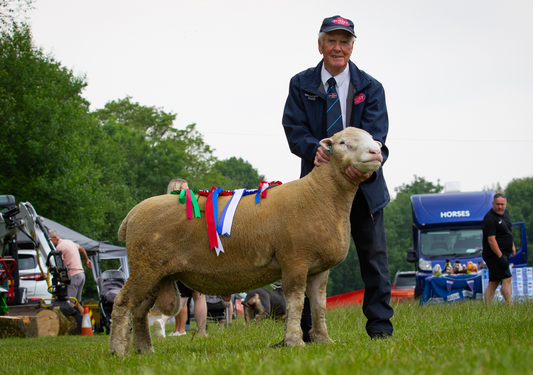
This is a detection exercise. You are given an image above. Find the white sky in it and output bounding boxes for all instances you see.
[29,0,533,198]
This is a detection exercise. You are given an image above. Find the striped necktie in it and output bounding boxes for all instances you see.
[326,77,343,137]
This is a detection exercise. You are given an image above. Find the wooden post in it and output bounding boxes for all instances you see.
[0,315,38,338]
[53,307,77,336]
[0,308,77,338]
[35,309,60,336]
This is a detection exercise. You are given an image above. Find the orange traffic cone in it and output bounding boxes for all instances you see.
[81,306,93,336]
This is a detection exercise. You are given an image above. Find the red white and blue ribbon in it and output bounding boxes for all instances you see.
[205,187,224,254]
[256,180,272,203]
[173,181,282,256]
[217,188,245,236]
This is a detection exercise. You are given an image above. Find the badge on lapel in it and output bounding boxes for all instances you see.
[354,94,365,105]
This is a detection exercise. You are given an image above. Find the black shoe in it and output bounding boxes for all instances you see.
[370,332,391,340]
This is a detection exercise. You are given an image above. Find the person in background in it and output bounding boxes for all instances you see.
[153,178,208,338]
[49,230,92,314]
[206,295,234,327]
[281,15,394,345]
[482,192,516,305]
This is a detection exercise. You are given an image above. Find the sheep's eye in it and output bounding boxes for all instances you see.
[339,141,345,145]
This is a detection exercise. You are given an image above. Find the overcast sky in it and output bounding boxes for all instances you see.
[29,0,533,197]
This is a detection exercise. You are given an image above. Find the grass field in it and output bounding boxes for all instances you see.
[1,300,532,375]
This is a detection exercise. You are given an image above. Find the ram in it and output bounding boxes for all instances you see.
[109,127,383,356]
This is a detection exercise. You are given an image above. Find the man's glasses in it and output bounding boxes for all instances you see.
[494,193,506,199]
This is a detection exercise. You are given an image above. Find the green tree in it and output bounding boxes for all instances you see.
[211,157,265,190]
[0,0,34,35]
[505,176,533,266]
[385,176,443,282]
[0,26,115,238]
[94,97,220,200]
[393,175,444,196]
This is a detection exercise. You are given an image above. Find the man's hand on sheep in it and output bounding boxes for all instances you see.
[314,146,372,185]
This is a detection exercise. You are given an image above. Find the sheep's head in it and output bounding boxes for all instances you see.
[319,128,383,174]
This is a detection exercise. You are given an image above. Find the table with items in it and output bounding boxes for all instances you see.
[419,273,483,305]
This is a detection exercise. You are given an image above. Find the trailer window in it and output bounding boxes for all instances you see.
[420,229,482,258]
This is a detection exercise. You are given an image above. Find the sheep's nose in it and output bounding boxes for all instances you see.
[369,148,381,155]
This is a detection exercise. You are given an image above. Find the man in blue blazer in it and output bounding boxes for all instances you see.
[281,15,394,343]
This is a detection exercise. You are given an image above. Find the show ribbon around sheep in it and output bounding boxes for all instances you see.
[173,180,282,256]
[109,127,383,356]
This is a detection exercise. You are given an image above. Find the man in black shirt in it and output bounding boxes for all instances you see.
[482,192,516,305]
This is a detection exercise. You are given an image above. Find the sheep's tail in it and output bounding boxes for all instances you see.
[117,212,130,241]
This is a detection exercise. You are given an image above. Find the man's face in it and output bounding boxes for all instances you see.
[318,30,354,76]
[51,236,59,246]
[493,197,507,215]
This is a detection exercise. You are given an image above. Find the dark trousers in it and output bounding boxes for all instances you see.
[301,189,394,339]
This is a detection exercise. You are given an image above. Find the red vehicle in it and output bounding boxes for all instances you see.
[391,271,415,301]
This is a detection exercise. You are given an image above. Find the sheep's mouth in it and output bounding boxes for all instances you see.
[358,159,382,171]
[361,157,382,165]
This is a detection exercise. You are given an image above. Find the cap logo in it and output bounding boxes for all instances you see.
[333,17,349,26]
[354,94,365,105]
[329,93,338,99]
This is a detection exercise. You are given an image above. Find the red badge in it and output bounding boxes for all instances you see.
[354,94,365,105]
[328,93,338,99]
[333,17,349,26]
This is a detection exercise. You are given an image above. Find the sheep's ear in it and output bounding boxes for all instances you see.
[319,138,333,150]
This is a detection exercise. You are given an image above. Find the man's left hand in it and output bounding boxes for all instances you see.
[86,259,93,269]
[343,166,373,186]
[315,146,372,185]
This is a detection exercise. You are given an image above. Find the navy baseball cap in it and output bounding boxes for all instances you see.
[319,15,356,38]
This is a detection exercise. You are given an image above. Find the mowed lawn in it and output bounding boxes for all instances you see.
[1,300,532,375]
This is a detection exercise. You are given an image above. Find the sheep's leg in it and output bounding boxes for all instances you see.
[109,275,161,356]
[109,281,136,356]
[281,272,307,347]
[244,306,253,324]
[306,270,333,344]
[260,298,272,321]
[132,284,160,354]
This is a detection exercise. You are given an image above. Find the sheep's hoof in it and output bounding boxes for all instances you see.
[310,331,334,344]
[133,342,154,354]
[109,343,129,357]
[134,347,154,354]
[283,337,306,348]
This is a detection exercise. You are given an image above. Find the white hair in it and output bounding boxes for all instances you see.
[318,31,356,45]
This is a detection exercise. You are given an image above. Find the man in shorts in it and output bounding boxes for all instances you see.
[482,192,516,305]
